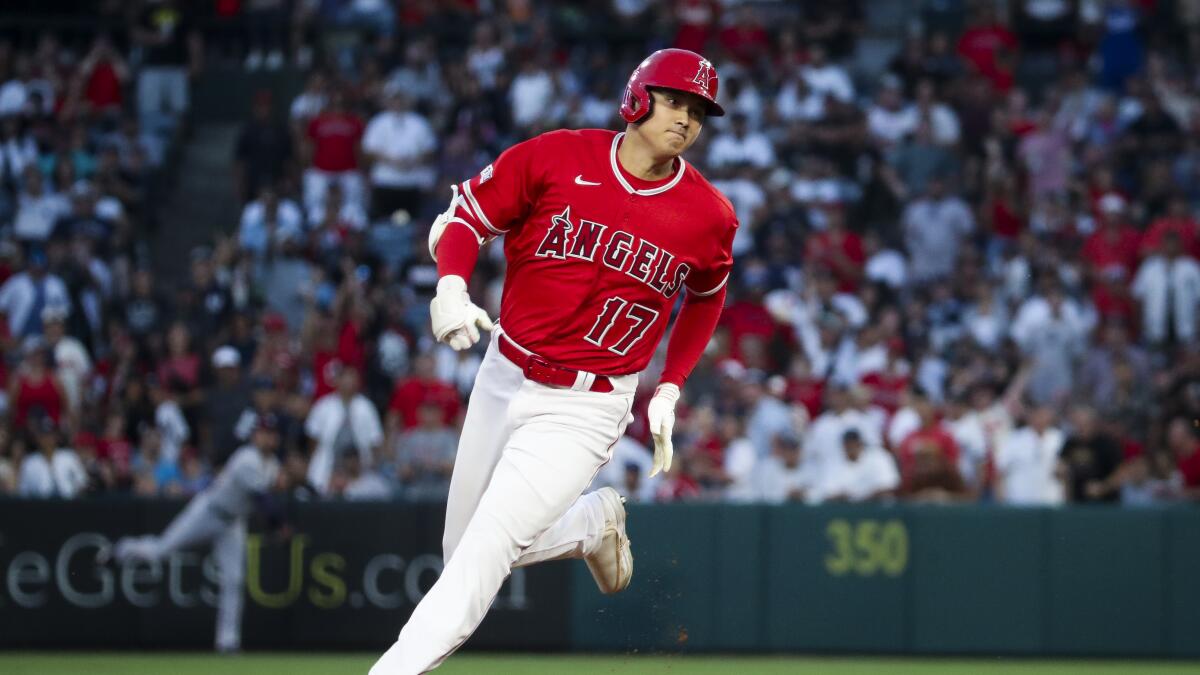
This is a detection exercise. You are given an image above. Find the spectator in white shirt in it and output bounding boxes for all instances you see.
[755,433,816,504]
[912,79,961,146]
[863,230,908,290]
[305,365,383,494]
[0,248,71,339]
[902,178,975,283]
[1132,231,1200,346]
[18,416,87,498]
[42,306,90,419]
[1011,283,1093,405]
[775,72,825,122]
[0,55,32,116]
[707,113,775,169]
[465,23,506,91]
[362,90,437,221]
[237,185,305,260]
[338,453,392,501]
[0,116,39,187]
[722,77,765,127]
[809,430,900,503]
[995,405,1066,505]
[803,384,872,483]
[963,281,1008,351]
[289,70,328,128]
[151,377,191,466]
[14,167,70,244]
[944,396,989,492]
[741,373,795,459]
[722,415,760,503]
[867,76,917,148]
[710,169,766,255]
[801,44,854,103]
[385,39,447,109]
[509,57,555,130]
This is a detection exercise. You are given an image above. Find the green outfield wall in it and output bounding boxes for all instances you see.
[571,503,1200,657]
[0,499,1196,656]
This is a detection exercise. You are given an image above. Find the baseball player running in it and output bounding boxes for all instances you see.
[371,48,736,674]
[101,415,284,653]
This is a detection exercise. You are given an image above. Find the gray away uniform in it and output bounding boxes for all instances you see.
[114,445,280,651]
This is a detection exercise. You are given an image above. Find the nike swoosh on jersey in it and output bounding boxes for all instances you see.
[574,175,602,186]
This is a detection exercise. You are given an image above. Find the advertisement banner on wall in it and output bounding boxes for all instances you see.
[0,499,569,649]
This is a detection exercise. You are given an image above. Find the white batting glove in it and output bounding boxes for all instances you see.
[647,383,680,477]
[430,275,494,351]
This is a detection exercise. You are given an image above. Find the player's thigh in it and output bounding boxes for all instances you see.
[213,522,247,585]
[159,498,227,552]
[443,337,523,558]
[471,385,634,551]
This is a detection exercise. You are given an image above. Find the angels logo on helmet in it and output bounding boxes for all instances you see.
[692,60,714,94]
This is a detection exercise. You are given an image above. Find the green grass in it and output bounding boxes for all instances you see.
[2,653,1199,675]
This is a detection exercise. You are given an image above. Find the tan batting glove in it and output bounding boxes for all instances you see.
[430,275,494,351]
[647,383,680,477]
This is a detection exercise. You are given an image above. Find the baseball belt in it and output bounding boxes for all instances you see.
[497,333,614,393]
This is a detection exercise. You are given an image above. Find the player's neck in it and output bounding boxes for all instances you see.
[617,130,677,181]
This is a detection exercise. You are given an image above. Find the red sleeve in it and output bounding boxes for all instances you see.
[660,286,726,387]
[685,207,737,296]
[436,220,482,281]
[453,134,546,242]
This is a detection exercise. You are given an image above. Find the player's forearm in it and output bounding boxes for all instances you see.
[659,286,726,387]
[435,222,482,281]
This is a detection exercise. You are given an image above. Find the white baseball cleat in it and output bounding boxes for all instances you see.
[585,487,633,595]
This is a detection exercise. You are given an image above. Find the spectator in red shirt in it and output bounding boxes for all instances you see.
[157,321,202,392]
[956,4,1017,81]
[1090,267,1137,328]
[673,0,720,54]
[983,175,1025,242]
[860,341,910,414]
[387,353,462,433]
[784,356,825,420]
[303,89,366,215]
[720,264,780,365]
[1141,193,1200,260]
[1167,417,1200,498]
[8,345,65,432]
[78,35,129,117]
[805,202,865,292]
[896,393,966,501]
[717,5,770,66]
[1083,193,1142,280]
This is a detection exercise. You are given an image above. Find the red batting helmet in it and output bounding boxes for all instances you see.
[620,48,725,124]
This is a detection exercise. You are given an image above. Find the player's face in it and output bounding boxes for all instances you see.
[640,89,706,156]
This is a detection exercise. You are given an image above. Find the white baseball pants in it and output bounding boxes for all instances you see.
[370,330,636,674]
[115,495,247,652]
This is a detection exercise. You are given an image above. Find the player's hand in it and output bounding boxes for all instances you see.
[647,383,680,477]
[430,275,495,351]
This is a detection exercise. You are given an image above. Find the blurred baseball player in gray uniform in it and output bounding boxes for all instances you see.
[105,415,283,653]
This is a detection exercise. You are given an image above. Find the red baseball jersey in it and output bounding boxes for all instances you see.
[452,129,736,376]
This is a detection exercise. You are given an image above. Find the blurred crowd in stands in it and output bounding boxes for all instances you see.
[1,0,1199,508]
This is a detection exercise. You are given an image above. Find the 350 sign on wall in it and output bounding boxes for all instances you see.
[823,518,908,577]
